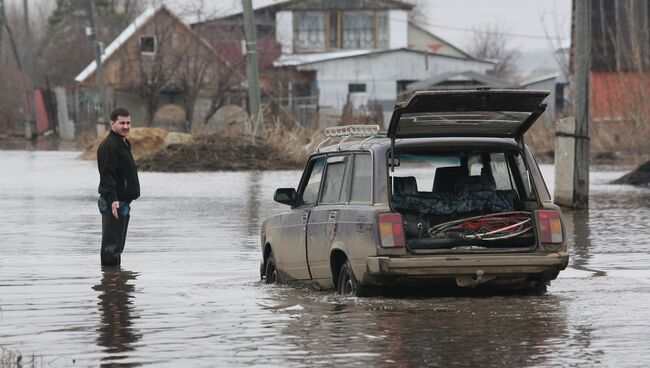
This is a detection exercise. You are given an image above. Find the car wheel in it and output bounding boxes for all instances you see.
[337,260,362,296]
[265,253,278,284]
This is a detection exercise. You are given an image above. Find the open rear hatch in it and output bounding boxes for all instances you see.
[386,89,550,253]
[387,89,549,140]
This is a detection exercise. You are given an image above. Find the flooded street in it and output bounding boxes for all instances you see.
[1,150,650,367]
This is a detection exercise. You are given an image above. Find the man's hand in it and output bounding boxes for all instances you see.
[111,201,120,219]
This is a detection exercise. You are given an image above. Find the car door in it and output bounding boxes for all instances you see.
[306,155,350,284]
[277,156,326,281]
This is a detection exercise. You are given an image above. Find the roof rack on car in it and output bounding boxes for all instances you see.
[316,124,383,152]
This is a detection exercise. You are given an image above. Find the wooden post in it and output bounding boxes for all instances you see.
[85,0,107,136]
[242,0,263,139]
[556,0,591,208]
[0,0,4,56]
[22,0,36,139]
[572,0,591,208]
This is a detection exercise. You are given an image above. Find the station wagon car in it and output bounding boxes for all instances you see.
[260,89,569,296]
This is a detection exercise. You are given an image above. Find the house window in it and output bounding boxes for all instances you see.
[349,83,366,93]
[294,10,389,52]
[140,36,156,54]
[343,11,374,49]
[294,12,326,50]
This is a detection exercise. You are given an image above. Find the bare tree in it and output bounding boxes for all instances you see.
[112,7,243,132]
[468,23,521,80]
[541,12,571,83]
[405,0,428,28]
[0,3,32,135]
[38,0,135,87]
[176,37,242,131]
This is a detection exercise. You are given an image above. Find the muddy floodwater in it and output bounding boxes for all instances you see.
[1,150,650,367]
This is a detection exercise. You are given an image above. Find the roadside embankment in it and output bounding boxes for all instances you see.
[136,133,304,172]
[79,127,168,161]
[79,125,311,172]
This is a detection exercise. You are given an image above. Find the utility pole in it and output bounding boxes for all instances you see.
[0,0,5,57]
[22,0,36,139]
[242,0,263,139]
[573,0,591,208]
[85,0,107,136]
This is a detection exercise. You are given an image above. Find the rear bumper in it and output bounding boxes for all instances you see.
[366,252,569,278]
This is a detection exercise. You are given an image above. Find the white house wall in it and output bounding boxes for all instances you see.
[298,50,493,115]
[388,10,408,49]
[276,11,293,54]
[524,79,557,125]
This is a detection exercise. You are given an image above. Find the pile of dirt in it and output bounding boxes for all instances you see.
[611,160,650,186]
[79,128,168,160]
[136,133,304,172]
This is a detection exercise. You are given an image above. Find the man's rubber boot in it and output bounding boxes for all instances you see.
[101,214,128,266]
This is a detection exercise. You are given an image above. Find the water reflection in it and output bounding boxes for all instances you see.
[267,291,570,367]
[245,171,262,238]
[564,210,606,277]
[93,267,141,366]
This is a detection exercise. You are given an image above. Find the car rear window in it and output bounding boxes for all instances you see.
[390,152,527,199]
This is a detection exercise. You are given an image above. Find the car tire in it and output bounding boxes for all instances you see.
[337,260,363,296]
[265,253,279,284]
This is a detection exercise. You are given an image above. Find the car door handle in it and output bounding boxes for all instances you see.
[302,213,309,221]
[329,211,337,220]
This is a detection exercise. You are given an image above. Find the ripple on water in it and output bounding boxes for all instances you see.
[1,153,650,367]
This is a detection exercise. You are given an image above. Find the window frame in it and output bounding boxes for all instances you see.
[139,35,157,55]
[348,83,367,93]
[349,152,374,204]
[293,10,389,52]
[319,155,351,205]
[296,155,327,208]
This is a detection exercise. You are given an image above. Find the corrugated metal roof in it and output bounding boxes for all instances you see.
[520,73,559,86]
[274,48,494,67]
[406,70,514,91]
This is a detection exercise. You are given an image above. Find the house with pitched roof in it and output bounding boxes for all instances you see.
[75,5,231,132]
[193,0,495,126]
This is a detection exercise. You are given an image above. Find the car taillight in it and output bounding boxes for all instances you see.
[536,210,563,245]
[378,213,405,248]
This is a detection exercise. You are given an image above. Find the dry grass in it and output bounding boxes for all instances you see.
[0,347,39,368]
[524,122,556,163]
[264,119,323,164]
[78,127,168,160]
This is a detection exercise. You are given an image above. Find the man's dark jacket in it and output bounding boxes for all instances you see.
[97,130,140,205]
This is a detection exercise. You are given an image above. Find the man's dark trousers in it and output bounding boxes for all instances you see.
[100,202,131,266]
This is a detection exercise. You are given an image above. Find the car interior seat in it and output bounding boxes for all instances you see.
[392,176,418,196]
[432,166,464,192]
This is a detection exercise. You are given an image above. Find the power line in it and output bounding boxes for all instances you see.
[420,21,566,41]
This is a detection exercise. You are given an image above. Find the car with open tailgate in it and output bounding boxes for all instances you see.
[260,89,569,296]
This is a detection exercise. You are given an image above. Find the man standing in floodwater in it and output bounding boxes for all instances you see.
[97,108,140,266]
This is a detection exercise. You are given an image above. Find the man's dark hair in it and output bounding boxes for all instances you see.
[110,107,130,122]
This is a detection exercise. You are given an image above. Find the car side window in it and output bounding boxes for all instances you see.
[490,153,514,190]
[320,156,348,204]
[300,157,326,206]
[515,152,536,199]
[350,153,372,203]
